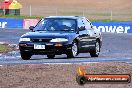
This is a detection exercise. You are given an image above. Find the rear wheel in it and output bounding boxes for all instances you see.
[90,40,100,57]
[47,55,55,59]
[20,52,32,60]
[67,41,78,58]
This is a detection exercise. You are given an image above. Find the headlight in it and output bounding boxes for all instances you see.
[50,38,68,42]
[19,38,30,42]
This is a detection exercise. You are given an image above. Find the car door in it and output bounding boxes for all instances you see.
[80,18,97,51]
[77,18,90,52]
[84,18,99,38]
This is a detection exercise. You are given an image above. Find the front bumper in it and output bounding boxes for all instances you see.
[19,43,72,55]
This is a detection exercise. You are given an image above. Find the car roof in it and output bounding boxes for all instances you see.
[45,16,83,19]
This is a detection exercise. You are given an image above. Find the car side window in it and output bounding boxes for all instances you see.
[82,18,92,30]
[77,18,85,31]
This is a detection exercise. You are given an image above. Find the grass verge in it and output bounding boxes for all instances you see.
[0,15,42,19]
[0,15,131,22]
[0,44,12,53]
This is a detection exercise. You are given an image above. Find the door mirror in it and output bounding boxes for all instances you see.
[29,26,34,31]
[79,26,86,31]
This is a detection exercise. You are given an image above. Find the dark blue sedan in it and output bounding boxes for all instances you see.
[19,16,102,60]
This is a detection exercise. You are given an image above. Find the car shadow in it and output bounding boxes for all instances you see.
[31,55,91,60]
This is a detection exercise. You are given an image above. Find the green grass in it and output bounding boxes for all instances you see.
[0,15,43,19]
[91,19,132,22]
[0,15,131,22]
[91,19,125,22]
[0,45,11,53]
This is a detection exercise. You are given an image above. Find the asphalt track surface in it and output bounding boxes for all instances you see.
[0,29,132,65]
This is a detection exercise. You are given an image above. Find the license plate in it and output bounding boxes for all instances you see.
[34,44,45,49]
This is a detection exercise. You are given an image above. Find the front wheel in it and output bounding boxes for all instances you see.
[67,41,78,58]
[20,52,32,60]
[90,40,100,57]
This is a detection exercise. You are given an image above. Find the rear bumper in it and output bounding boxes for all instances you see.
[19,43,72,55]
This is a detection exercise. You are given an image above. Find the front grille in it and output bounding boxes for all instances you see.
[31,38,52,42]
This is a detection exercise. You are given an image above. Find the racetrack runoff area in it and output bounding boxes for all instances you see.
[19,0,132,21]
[0,62,132,88]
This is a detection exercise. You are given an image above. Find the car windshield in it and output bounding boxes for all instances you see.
[33,18,76,32]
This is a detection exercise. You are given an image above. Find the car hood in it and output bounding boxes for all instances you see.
[21,31,76,39]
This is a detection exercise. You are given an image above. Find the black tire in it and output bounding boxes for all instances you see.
[90,40,100,57]
[20,52,32,60]
[67,41,78,58]
[47,55,55,59]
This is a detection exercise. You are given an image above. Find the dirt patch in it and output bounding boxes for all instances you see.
[18,0,132,20]
[0,62,131,88]
[18,0,132,10]
[1,0,132,20]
